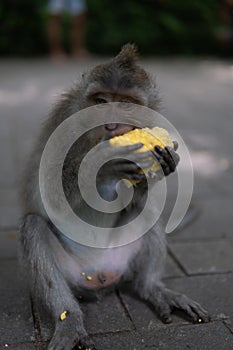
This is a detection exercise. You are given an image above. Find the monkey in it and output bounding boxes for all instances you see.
[20,44,209,350]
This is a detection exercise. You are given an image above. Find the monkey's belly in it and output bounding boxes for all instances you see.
[59,236,142,290]
[78,268,122,289]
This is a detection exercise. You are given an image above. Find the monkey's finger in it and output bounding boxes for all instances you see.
[135,159,154,170]
[128,150,154,162]
[161,314,172,324]
[171,295,208,324]
[173,141,179,151]
[152,151,171,176]
[156,304,173,324]
[118,159,154,172]
[155,146,180,173]
[154,145,180,167]
[78,335,97,350]
[78,343,97,350]
[189,302,210,323]
[119,172,146,181]
[165,146,180,166]
[98,142,143,160]
[154,145,175,171]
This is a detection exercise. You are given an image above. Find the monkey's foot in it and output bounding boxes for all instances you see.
[77,338,97,350]
[152,288,210,324]
[47,320,96,350]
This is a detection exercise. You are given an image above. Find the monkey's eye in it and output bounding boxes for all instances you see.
[119,100,134,111]
[94,97,107,104]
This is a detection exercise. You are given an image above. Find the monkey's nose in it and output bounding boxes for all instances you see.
[105,123,118,131]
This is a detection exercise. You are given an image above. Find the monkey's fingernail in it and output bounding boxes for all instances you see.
[155,145,163,153]
[173,141,178,150]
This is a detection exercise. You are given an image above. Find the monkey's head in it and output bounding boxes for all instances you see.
[80,44,159,138]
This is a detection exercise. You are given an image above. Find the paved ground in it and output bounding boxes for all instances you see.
[0,56,233,349]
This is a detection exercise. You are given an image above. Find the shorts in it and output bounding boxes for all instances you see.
[48,0,87,15]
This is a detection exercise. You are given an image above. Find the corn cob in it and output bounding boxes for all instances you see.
[109,127,173,184]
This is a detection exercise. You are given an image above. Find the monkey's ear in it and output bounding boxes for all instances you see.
[114,43,139,68]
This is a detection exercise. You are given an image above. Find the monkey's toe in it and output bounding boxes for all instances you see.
[77,337,97,350]
[77,343,97,350]
[166,291,210,324]
[152,288,210,325]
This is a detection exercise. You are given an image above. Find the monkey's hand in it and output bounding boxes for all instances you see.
[148,141,180,180]
[98,142,154,183]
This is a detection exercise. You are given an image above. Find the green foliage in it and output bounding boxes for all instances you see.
[0,0,221,56]
[87,0,219,54]
[0,0,48,56]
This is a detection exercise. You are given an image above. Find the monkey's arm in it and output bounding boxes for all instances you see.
[20,214,96,350]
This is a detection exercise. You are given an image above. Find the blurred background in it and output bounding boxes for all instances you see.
[0,0,233,57]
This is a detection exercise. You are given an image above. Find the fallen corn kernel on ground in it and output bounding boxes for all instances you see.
[109,127,173,182]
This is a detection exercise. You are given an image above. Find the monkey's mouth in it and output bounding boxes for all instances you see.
[106,124,138,138]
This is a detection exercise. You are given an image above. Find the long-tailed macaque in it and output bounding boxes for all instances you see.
[20,44,209,350]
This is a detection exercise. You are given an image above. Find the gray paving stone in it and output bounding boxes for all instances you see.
[0,188,21,229]
[0,261,34,344]
[82,292,133,335]
[211,169,233,196]
[224,318,233,335]
[163,254,184,279]
[0,119,18,187]
[169,240,233,274]
[120,274,233,330]
[0,231,18,259]
[169,198,233,241]
[93,322,233,350]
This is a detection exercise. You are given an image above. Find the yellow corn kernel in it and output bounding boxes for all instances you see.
[86,275,93,281]
[60,311,67,321]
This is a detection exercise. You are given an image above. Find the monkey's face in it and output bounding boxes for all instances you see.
[86,89,145,141]
[81,45,156,142]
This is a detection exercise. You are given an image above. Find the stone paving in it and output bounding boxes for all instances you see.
[0,57,233,349]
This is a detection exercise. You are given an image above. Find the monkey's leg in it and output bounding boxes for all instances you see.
[20,214,96,350]
[133,273,210,323]
[131,234,210,324]
[135,281,210,324]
